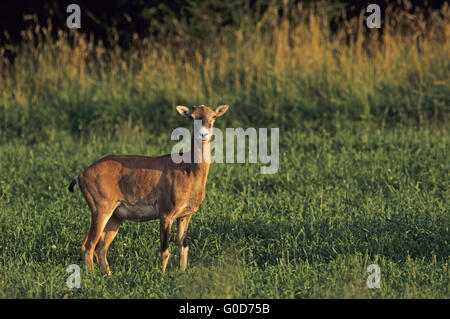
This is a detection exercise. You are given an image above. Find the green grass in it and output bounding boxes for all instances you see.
[0,121,448,298]
[0,4,449,299]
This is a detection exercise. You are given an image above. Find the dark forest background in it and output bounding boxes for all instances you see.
[1,0,448,50]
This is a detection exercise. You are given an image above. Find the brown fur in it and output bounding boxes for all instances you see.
[71,105,229,275]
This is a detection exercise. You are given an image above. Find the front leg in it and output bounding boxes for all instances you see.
[177,215,192,271]
[160,216,174,274]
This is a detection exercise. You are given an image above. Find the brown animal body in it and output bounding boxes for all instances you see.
[68,105,229,275]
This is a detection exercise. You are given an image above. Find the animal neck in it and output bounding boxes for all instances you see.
[189,136,211,176]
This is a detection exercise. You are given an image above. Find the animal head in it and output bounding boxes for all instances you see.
[176,105,230,142]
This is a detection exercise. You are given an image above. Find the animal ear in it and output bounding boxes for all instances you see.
[176,106,191,118]
[215,105,230,117]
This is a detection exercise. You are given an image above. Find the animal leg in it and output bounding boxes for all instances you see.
[177,215,192,271]
[160,217,174,274]
[94,215,122,276]
[83,202,118,275]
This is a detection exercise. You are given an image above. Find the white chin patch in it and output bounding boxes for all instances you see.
[196,126,212,141]
[195,134,211,141]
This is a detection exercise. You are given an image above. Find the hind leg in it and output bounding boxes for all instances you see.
[94,216,122,276]
[83,202,119,274]
[81,236,100,264]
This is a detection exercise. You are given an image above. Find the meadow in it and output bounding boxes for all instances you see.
[0,5,449,298]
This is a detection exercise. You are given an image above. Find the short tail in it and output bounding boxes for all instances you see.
[68,179,77,193]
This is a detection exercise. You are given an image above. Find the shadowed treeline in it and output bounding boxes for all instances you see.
[1,0,448,48]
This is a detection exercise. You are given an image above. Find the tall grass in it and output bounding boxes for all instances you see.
[0,3,449,143]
